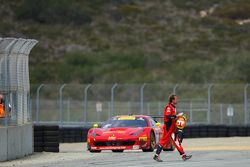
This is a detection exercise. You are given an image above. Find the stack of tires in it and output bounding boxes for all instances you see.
[217,125,228,137]
[60,127,77,143]
[43,126,59,152]
[199,125,208,137]
[247,125,250,136]
[59,127,88,143]
[34,125,44,152]
[34,125,59,152]
[184,125,201,138]
[207,125,219,137]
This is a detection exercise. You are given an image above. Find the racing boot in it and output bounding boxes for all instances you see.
[182,154,192,161]
[153,154,163,162]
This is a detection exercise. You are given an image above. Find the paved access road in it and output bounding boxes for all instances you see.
[1,137,250,167]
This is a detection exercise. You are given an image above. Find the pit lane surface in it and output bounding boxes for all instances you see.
[1,137,250,167]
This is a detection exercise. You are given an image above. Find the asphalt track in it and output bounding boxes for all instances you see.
[1,137,250,167]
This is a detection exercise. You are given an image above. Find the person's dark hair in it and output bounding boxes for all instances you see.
[169,94,176,103]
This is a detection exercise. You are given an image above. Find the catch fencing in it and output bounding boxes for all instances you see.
[0,37,38,161]
[31,83,250,125]
[0,37,38,126]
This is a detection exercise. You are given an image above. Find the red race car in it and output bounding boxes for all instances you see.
[87,115,174,152]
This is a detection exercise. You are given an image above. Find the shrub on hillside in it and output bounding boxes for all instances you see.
[214,2,250,20]
[15,0,92,25]
[170,0,221,10]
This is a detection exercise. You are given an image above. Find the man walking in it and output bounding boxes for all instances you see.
[153,94,192,162]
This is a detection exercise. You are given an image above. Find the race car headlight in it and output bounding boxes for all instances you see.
[92,130,101,137]
[92,130,97,137]
[131,128,144,136]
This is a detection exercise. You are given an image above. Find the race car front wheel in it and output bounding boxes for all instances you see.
[142,131,155,152]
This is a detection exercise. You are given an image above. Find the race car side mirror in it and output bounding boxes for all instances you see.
[93,123,99,128]
[156,122,161,128]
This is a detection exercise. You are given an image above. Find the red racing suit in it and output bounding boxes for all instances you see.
[159,103,185,155]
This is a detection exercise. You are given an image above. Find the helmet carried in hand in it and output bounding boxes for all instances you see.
[175,115,187,129]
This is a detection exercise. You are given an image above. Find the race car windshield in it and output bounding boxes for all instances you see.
[102,119,148,128]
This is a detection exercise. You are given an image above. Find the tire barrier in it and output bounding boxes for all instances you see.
[34,125,44,152]
[217,125,228,137]
[58,125,250,142]
[59,126,90,143]
[44,126,59,152]
[207,125,219,137]
[34,124,250,149]
[184,125,250,138]
[34,125,59,152]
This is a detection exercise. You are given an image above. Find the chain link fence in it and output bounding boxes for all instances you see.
[31,83,250,125]
[0,38,38,126]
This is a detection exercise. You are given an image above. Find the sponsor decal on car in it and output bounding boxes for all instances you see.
[108,135,116,140]
[117,116,136,120]
[98,146,127,150]
[104,131,125,134]
[133,145,140,150]
[139,136,148,141]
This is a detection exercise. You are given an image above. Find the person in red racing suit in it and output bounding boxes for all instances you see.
[153,94,192,162]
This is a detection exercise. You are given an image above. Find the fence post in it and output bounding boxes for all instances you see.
[158,102,161,115]
[207,84,213,124]
[220,104,223,124]
[244,84,249,125]
[173,84,179,94]
[36,84,44,123]
[29,97,32,122]
[140,83,146,115]
[4,39,17,126]
[189,100,193,123]
[59,84,66,125]
[127,101,131,115]
[111,83,118,116]
[147,103,150,115]
[108,102,111,118]
[84,84,92,122]
[67,98,70,122]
